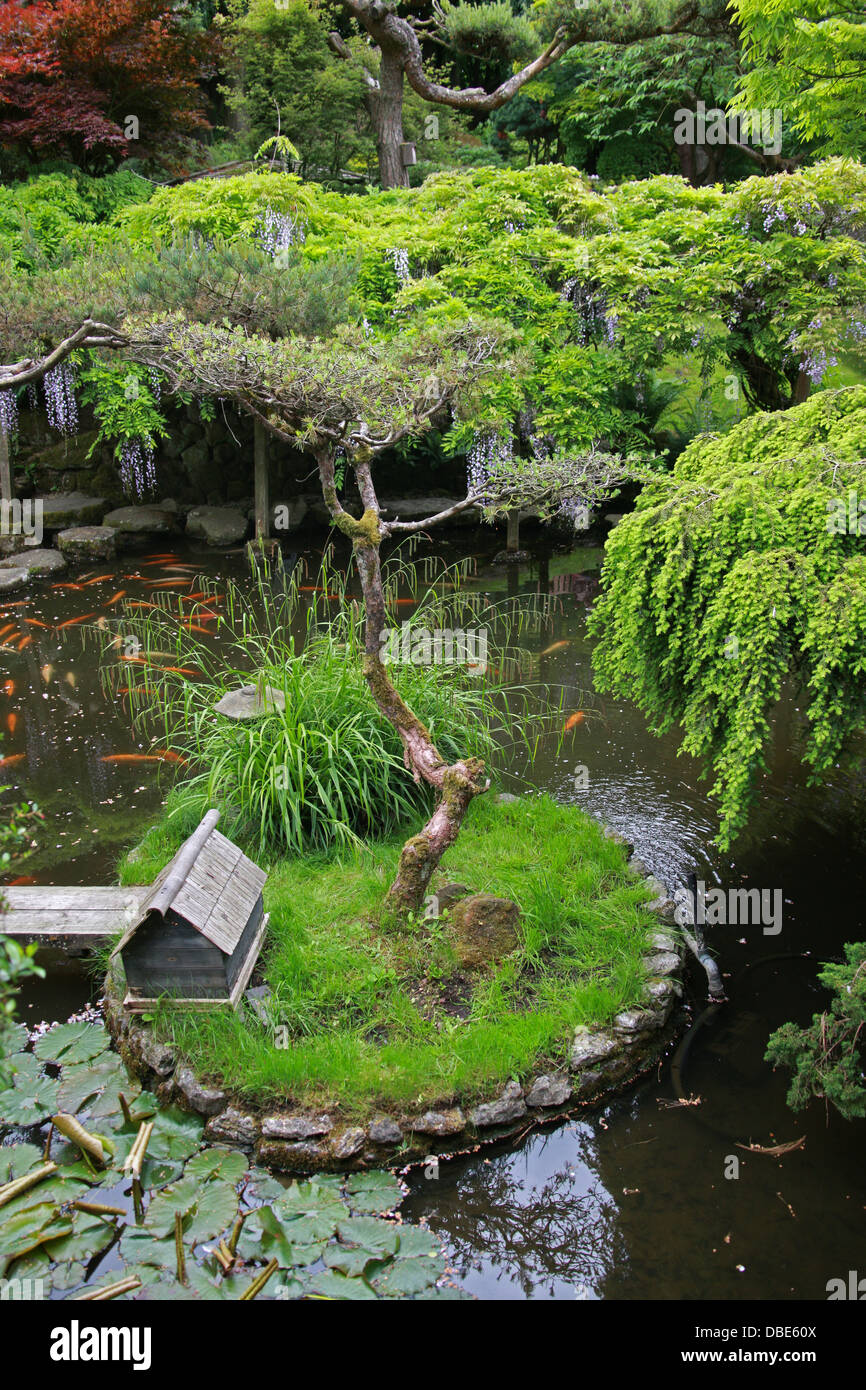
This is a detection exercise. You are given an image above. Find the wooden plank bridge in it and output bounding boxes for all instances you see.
[1,885,150,956]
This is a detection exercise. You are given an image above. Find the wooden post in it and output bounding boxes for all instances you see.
[254,419,269,541]
[506,509,520,556]
[0,428,12,504]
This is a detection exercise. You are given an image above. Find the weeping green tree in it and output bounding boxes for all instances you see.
[589,385,866,848]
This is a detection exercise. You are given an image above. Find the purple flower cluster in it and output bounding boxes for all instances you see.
[120,437,157,501]
[803,346,838,385]
[43,364,78,436]
[0,388,18,438]
[389,248,410,285]
[256,207,307,258]
[467,429,512,494]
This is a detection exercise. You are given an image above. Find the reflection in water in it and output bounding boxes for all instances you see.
[4,536,866,1299]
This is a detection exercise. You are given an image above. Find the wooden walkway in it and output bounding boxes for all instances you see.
[1,885,150,951]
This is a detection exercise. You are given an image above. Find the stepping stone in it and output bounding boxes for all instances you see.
[56,526,117,561]
[103,505,178,537]
[186,506,248,547]
[39,493,107,529]
[214,684,286,721]
[0,548,65,591]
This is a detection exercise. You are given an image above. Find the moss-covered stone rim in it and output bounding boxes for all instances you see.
[104,823,686,1176]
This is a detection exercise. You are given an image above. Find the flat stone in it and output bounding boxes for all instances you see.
[493,792,520,804]
[410,1108,466,1137]
[256,1138,329,1172]
[613,1007,664,1035]
[174,1066,228,1116]
[628,856,650,877]
[470,1080,527,1128]
[0,547,65,580]
[0,569,28,592]
[650,930,678,953]
[0,534,29,559]
[214,684,286,720]
[56,525,116,561]
[368,1115,403,1145]
[603,826,634,855]
[204,1106,259,1147]
[137,1033,176,1076]
[569,1027,620,1071]
[39,492,107,528]
[643,875,668,900]
[644,977,677,1013]
[573,1067,604,1098]
[103,505,177,534]
[261,1113,333,1141]
[526,1073,573,1108]
[186,505,248,547]
[448,894,520,969]
[642,951,681,977]
[331,1127,366,1160]
[646,896,678,922]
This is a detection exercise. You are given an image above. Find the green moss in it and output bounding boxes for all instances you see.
[118,795,662,1115]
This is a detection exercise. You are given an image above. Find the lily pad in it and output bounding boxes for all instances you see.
[395,1225,442,1259]
[4,1052,42,1085]
[303,1269,378,1301]
[34,1023,110,1065]
[345,1170,403,1214]
[146,1107,204,1163]
[323,1243,384,1278]
[144,1176,237,1246]
[0,1143,44,1182]
[273,1181,347,1242]
[371,1257,441,1297]
[0,1075,60,1127]
[57,1056,126,1114]
[185,1148,248,1185]
[336,1215,400,1257]
[235,1206,324,1269]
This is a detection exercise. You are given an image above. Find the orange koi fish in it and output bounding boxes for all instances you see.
[16,635,32,650]
[126,600,159,611]
[56,614,97,630]
[563,712,585,732]
[82,574,115,586]
[50,583,84,592]
[0,623,16,640]
[6,713,17,734]
[0,753,25,769]
[105,590,127,606]
[23,618,52,629]
[540,640,571,656]
[3,680,15,696]
[100,750,186,764]
[8,874,36,885]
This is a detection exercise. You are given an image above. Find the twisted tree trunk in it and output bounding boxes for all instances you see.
[315,446,488,915]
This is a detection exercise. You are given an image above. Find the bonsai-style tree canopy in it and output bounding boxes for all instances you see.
[0,291,624,913]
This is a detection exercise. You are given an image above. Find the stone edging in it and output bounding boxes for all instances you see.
[104,826,684,1175]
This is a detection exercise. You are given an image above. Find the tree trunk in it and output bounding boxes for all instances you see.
[372,47,409,190]
[506,509,520,555]
[0,429,12,504]
[253,418,269,540]
[315,447,488,916]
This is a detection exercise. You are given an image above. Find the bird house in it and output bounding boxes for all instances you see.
[111,810,268,1011]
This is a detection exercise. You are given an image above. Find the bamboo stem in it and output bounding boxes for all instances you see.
[227,1212,245,1255]
[175,1211,186,1285]
[0,1162,58,1209]
[43,1122,54,1162]
[122,1120,153,1179]
[118,1092,134,1125]
[73,1276,142,1302]
[51,1113,107,1168]
[71,1199,127,1218]
[132,1176,143,1225]
[240,1256,278,1300]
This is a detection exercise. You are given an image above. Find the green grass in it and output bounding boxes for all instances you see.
[116,795,661,1117]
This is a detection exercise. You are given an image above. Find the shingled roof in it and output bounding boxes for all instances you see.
[111,809,266,958]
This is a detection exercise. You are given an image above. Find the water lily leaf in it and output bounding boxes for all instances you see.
[395,1226,442,1260]
[273,1182,347,1241]
[5,1052,42,1085]
[57,1057,125,1114]
[241,1167,286,1204]
[0,1142,43,1182]
[323,1244,384,1278]
[145,1176,237,1246]
[43,1210,118,1265]
[0,1075,60,1127]
[345,1171,403,1214]
[146,1107,204,1163]
[0,1173,90,1222]
[118,1226,175,1271]
[0,1202,73,1266]
[336,1216,400,1256]
[34,1023,110,1065]
[139,1158,184,1190]
[371,1257,440,1297]
[303,1269,377,1301]
[3,1024,28,1054]
[46,1258,88,1291]
[235,1205,323,1269]
[185,1148,248,1186]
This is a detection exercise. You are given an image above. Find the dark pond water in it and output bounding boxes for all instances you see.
[4,527,864,1301]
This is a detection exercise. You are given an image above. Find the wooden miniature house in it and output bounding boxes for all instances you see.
[111,809,268,1012]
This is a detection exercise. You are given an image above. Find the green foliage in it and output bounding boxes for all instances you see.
[438,2,538,63]
[105,557,507,858]
[589,386,866,847]
[125,794,659,1109]
[766,943,866,1120]
[77,358,167,462]
[732,0,866,157]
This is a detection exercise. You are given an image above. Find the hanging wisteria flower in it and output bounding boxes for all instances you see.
[119,437,157,501]
[467,429,512,496]
[256,206,307,258]
[388,248,410,286]
[43,364,79,436]
[0,389,18,438]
